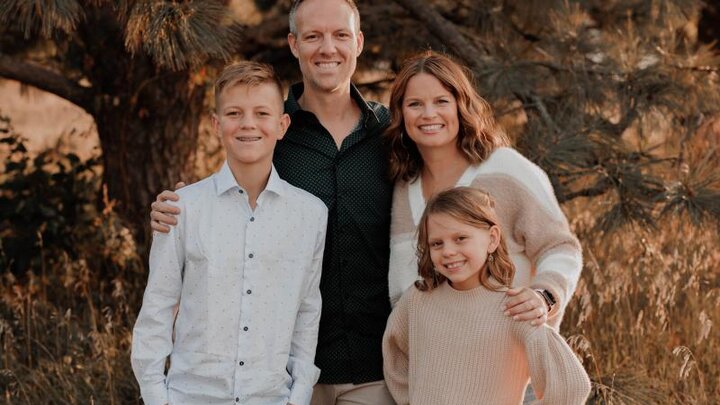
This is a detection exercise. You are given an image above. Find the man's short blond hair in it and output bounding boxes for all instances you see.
[288,0,360,35]
[214,61,284,110]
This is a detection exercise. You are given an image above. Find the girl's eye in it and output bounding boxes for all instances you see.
[430,241,442,248]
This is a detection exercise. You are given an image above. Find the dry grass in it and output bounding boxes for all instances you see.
[1,125,718,404]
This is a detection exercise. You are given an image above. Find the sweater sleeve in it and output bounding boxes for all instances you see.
[516,323,591,405]
[382,289,412,405]
[474,148,583,316]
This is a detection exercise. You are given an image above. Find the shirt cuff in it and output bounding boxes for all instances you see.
[140,382,168,405]
[288,381,314,405]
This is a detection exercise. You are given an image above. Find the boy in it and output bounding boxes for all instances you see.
[131,61,328,405]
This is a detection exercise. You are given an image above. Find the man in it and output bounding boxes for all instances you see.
[151,1,396,403]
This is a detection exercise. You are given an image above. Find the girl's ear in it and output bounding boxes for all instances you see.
[488,225,501,254]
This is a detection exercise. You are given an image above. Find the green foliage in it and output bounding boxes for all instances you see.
[0,116,145,403]
[0,118,101,274]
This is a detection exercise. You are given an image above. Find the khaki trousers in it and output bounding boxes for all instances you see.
[311,380,396,405]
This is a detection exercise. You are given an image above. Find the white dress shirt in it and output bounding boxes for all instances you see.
[132,162,328,405]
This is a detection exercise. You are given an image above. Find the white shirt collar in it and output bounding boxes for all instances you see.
[214,161,286,197]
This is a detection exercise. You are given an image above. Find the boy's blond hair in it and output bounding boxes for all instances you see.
[214,61,284,110]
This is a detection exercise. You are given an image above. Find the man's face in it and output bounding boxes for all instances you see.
[213,82,290,169]
[288,0,364,94]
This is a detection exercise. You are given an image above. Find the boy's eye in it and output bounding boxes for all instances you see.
[257,111,270,116]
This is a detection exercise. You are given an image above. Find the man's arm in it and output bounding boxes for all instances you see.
[131,199,185,405]
[149,182,186,233]
[286,210,327,405]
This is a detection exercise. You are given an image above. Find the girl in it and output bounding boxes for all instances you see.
[386,51,583,330]
[382,187,591,405]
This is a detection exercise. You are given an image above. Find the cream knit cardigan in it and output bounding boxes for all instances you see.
[382,283,591,405]
[388,147,583,327]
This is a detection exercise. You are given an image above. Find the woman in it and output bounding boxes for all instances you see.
[385,51,583,330]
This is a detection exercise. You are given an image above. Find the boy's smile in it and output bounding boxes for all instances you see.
[213,82,290,169]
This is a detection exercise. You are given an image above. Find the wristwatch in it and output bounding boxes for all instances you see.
[534,289,556,312]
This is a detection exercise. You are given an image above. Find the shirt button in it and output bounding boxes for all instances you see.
[239,361,244,366]
[248,253,254,259]
[238,189,244,194]
[250,217,255,222]
[243,326,249,331]
[246,289,252,294]
[235,397,240,402]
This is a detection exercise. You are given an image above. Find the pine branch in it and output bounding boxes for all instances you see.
[392,0,490,72]
[0,53,93,113]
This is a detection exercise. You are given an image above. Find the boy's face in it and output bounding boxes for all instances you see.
[213,82,290,169]
[288,0,363,94]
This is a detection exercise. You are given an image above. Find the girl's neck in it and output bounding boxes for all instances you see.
[419,146,471,201]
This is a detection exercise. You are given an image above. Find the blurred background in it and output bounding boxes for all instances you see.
[1,0,719,403]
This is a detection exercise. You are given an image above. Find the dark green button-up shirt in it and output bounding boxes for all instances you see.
[274,83,393,384]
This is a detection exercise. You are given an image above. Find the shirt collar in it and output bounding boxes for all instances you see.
[285,82,381,126]
[214,161,286,197]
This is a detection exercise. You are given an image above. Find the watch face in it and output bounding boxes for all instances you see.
[543,290,556,305]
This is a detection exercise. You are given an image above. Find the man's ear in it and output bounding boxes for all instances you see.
[356,30,364,56]
[288,33,299,58]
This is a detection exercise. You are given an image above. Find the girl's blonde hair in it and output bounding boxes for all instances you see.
[415,187,515,292]
[386,51,509,183]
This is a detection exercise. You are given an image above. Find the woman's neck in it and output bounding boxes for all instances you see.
[419,146,471,201]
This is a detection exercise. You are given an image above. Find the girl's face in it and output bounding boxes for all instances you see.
[402,73,460,154]
[426,212,500,291]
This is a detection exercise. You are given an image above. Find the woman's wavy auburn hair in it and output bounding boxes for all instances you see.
[386,51,509,183]
[415,187,515,292]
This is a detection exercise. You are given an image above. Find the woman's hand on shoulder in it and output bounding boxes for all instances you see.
[504,287,548,326]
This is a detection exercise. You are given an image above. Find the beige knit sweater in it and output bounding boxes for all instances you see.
[382,283,591,405]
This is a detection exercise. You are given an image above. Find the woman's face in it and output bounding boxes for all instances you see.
[401,73,460,153]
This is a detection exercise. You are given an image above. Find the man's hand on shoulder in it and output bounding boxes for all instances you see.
[149,182,185,233]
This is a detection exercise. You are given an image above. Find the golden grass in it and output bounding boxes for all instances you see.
[1,173,718,404]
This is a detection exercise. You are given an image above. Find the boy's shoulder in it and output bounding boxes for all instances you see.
[281,179,328,217]
[174,175,216,205]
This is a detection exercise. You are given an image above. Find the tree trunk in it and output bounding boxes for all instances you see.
[93,72,205,249]
[77,8,207,251]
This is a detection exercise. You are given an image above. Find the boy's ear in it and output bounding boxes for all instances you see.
[211,113,220,137]
[278,113,291,140]
[488,225,501,254]
[288,33,299,58]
